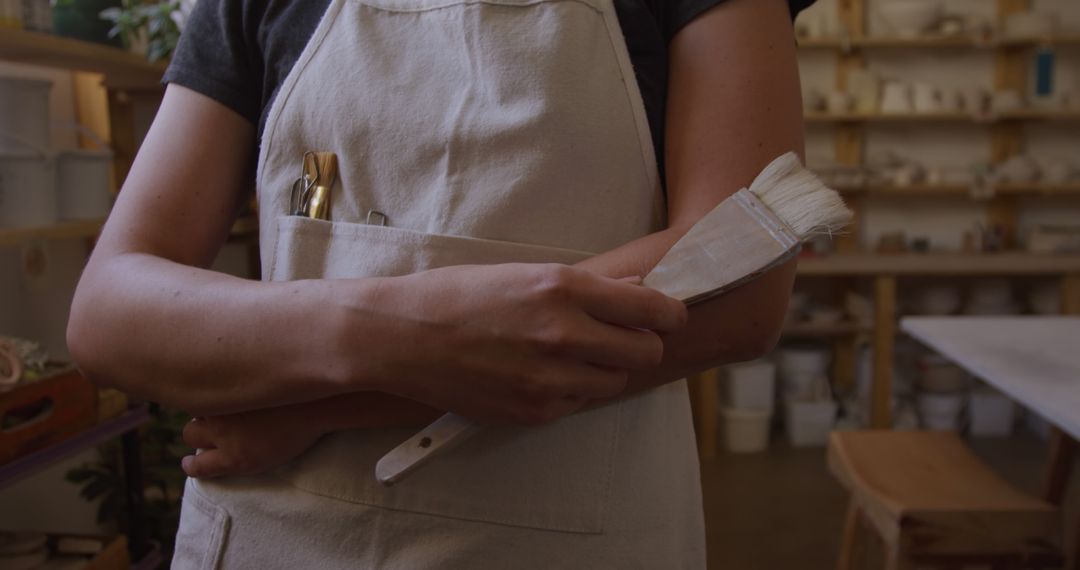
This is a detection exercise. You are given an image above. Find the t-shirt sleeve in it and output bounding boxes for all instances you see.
[661,0,817,43]
[162,0,261,125]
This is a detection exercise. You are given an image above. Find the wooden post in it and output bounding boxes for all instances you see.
[1062,275,1080,315]
[987,0,1029,250]
[1042,427,1076,505]
[871,276,896,429]
[689,369,719,460]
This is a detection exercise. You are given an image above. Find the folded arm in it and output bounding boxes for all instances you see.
[582,0,805,394]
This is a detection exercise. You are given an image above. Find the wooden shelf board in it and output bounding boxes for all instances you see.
[0,28,164,88]
[807,109,1080,123]
[782,321,872,338]
[856,35,986,48]
[806,112,980,123]
[997,35,1080,47]
[995,183,1080,195]
[996,109,1080,121]
[797,253,1080,276]
[0,219,105,248]
[798,34,1080,50]
[837,184,1080,196]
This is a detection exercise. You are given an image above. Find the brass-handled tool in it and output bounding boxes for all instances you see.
[289,151,338,219]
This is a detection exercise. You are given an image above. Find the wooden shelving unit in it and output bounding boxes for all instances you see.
[772,0,1080,435]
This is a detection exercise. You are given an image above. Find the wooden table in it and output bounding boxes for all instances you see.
[901,316,1080,567]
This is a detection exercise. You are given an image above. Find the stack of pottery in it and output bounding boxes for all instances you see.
[965,279,1019,315]
[0,77,56,229]
[968,386,1016,437]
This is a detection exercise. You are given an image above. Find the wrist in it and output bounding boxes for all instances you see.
[314,276,399,394]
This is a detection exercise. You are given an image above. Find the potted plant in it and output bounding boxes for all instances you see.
[52,0,124,47]
[98,0,197,62]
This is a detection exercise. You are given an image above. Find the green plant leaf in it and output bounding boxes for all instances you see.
[65,467,99,483]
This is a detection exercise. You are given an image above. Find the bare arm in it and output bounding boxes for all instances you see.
[68,90,358,415]
[582,0,804,391]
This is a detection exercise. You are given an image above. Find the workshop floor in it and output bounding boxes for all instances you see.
[700,431,1080,570]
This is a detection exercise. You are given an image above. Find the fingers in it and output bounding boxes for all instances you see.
[182,417,215,450]
[559,317,665,369]
[577,273,687,332]
[181,450,233,479]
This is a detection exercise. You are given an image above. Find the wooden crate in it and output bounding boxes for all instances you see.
[85,534,131,570]
[0,368,96,465]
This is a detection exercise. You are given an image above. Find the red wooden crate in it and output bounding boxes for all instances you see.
[0,368,96,465]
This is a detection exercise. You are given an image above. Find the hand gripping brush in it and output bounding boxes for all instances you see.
[376,152,852,485]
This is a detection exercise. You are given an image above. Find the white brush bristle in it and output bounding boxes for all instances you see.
[748,152,853,239]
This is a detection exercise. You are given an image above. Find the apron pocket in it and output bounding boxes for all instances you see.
[268,215,619,534]
[267,215,595,280]
[172,480,230,570]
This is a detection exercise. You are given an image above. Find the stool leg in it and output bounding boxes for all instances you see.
[883,543,914,570]
[837,500,861,570]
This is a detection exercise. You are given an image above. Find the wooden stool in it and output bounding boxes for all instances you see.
[828,431,1064,570]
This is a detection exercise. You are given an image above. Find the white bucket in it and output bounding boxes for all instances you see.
[916,354,970,393]
[779,346,831,400]
[917,392,965,431]
[722,408,772,453]
[0,151,57,229]
[723,360,776,410]
[968,389,1015,437]
[779,347,831,375]
[784,399,837,446]
[57,149,113,220]
[0,77,52,154]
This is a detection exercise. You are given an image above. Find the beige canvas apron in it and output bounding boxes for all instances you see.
[172,0,705,567]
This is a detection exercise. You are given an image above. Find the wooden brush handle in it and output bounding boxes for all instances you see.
[375,413,479,485]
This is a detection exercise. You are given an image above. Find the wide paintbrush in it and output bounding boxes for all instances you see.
[375,152,852,486]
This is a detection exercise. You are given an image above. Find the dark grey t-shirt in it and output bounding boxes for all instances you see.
[164,0,811,178]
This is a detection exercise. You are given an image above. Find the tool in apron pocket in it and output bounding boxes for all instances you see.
[289,151,338,219]
[376,152,853,486]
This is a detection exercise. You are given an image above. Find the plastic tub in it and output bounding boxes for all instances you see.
[57,149,113,220]
[778,347,831,400]
[0,152,57,229]
[969,279,1013,307]
[723,360,776,411]
[721,408,772,453]
[0,77,52,154]
[917,392,965,431]
[779,347,831,375]
[1028,284,1061,315]
[916,355,969,393]
[784,399,837,446]
[913,285,960,315]
[968,389,1015,437]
